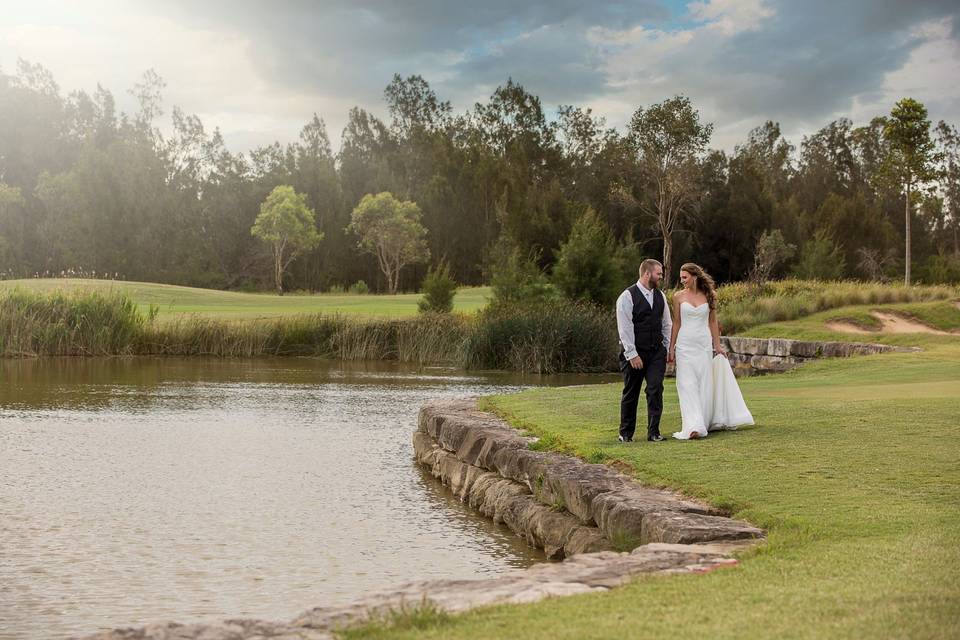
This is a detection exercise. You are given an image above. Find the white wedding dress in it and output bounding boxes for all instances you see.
[673,302,754,440]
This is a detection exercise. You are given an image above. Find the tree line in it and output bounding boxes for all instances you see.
[1,59,958,295]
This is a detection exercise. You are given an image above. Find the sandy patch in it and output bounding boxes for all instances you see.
[827,310,955,335]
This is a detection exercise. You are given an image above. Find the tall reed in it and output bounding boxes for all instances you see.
[0,288,147,356]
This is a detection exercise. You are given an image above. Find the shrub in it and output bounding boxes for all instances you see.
[418,262,457,313]
[791,230,846,280]
[749,229,796,285]
[348,280,370,295]
[488,237,557,308]
[551,208,622,306]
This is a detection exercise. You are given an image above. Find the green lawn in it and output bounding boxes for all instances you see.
[358,328,960,638]
[0,279,491,320]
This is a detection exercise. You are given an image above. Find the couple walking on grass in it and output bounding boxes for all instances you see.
[616,259,754,443]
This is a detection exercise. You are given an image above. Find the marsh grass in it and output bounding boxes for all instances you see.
[0,288,149,356]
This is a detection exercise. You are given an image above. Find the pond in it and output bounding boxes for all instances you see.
[0,357,608,639]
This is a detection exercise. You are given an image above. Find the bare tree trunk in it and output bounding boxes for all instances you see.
[904,179,912,286]
[662,231,673,288]
[275,248,284,295]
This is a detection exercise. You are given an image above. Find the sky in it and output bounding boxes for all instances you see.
[1,0,957,154]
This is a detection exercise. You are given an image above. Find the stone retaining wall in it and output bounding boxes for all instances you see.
[719,336,910,376]
[415,398,763,557]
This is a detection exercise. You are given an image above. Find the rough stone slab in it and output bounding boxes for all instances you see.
[765,338,794,357]
[537,460,630,525]
[640,510,764,545]
[749,354,800,372]
[722,337,769,356]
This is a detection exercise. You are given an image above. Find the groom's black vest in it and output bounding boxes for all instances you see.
[626,284,664,353]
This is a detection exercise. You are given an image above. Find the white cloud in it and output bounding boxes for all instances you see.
[849,17,960,126]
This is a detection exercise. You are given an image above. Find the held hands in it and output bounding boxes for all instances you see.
[629,355,644,369]
[667,348,675,364]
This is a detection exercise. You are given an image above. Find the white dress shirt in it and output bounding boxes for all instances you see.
[615,280,673,360]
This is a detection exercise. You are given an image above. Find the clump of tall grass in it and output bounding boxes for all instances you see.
[462,300,618,374]
[714,280,959,334]
[0,288,148,356]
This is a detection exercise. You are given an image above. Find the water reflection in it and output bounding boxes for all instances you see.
[0,357,610,639]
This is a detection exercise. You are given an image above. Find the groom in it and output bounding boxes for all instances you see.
[616,259,673,443]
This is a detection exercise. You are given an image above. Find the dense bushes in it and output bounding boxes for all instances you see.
[462,300,618,373]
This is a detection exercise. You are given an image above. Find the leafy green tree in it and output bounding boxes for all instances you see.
[627,96,713,285]
[348,191,429,294]
[418,261,457,313]
[791,230,846,280]
[883,98,939,285]
[251,185,322,295]
[551,208,622,306]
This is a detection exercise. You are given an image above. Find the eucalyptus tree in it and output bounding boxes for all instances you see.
[348,191,429,294]
[627,95,713,286]
[251,185,323,295]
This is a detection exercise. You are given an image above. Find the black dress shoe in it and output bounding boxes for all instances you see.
[618,435,633,443]
[647,434,665,442]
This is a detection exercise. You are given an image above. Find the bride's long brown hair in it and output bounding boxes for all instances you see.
[679,263,718,310]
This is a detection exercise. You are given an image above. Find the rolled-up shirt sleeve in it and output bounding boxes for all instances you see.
[660,291,673,349]
[616,290,637,360]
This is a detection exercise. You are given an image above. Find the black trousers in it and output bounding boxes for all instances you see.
[619,346,666,440]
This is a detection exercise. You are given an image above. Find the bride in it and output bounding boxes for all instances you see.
[668,263,754,440]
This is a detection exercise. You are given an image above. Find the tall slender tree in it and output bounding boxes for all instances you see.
[883,98,938,285]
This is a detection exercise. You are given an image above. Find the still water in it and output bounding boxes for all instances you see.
[0,357,605,639]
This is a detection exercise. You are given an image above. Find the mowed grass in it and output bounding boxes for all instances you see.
[357,335,960,639]
[0,279,491,320]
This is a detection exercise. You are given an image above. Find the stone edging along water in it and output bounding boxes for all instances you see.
[84,398,763,640]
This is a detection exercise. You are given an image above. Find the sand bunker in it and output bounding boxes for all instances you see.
[826,310,956,335]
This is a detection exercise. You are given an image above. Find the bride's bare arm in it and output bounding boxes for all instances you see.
[709,308,726,356]
[669,293,682,362]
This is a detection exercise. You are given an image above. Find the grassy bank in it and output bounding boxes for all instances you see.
[738,299,960,344]
[351,331,960,639]
[714,280,958,334]
[0,278,491,319]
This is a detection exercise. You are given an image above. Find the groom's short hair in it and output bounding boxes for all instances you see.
[639,259,663,277]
